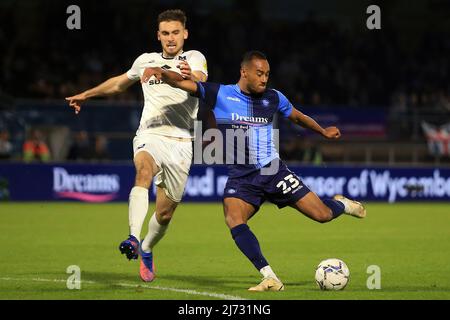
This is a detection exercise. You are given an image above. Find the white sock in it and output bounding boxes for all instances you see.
[141,212,169,253]
[128,186,149,241]
[260,265,281,282]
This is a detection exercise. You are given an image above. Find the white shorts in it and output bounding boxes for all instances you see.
[133,133,192,202]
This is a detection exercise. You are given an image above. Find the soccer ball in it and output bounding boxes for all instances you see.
[315,258,350,290]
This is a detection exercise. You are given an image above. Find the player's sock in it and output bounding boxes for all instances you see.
[128,186,149,241]
[322,199,345,219]
[141,212,168,253]
[231,224,268,271]
[260,265,281,282]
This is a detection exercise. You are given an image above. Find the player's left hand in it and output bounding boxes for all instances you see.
[177,61,192,79]
[322,126,341,139]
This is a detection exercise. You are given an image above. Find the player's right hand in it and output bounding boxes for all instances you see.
[322,126,341,139]
[141,67,162,83]
[65,93,87,115]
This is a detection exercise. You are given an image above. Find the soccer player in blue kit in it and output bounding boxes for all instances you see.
[141,51,366,292]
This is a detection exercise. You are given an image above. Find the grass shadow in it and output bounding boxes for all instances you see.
[81,271,312,291]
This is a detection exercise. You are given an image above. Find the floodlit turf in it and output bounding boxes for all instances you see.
[0,202,449,300]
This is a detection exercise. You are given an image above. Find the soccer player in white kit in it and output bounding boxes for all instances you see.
[65,10,208,282]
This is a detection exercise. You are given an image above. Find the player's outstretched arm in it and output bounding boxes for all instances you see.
[65,73,136,114]
[288,107,341,139]
[141,67,198,94]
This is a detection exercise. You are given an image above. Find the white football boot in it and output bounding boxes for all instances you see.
[333,195,367,218]
[248,277,285,292]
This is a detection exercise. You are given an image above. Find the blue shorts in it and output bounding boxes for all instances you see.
[223,160,311,211]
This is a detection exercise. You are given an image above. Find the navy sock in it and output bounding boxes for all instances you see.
[322,199,345,219]
[230,224,268,271]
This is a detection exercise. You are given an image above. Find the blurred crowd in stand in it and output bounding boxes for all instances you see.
[0,1,449,163]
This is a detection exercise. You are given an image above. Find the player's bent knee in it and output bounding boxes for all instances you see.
[224,213,245,229]
[316,216,331,223]
[316,209,333,223]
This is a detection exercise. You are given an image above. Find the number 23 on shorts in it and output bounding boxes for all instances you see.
[276,174,300,194]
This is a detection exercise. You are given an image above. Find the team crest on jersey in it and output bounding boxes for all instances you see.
[178,56,187,61]
[262,99,269,106]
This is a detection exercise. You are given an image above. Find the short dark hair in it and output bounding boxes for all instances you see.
[157,9,187,27]
[241,50,268,67]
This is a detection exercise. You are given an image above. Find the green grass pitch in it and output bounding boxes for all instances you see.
[0,202,449,300]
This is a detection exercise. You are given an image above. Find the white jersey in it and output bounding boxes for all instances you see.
[127,50,208,139]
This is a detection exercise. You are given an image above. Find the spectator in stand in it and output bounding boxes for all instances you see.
[280,139,303,162]
[23,129,51,162]
[300,139,323,165]
[92,134,110,161]
[0,129,13,160]
[1,2,449,110]
[67,130,94,161]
